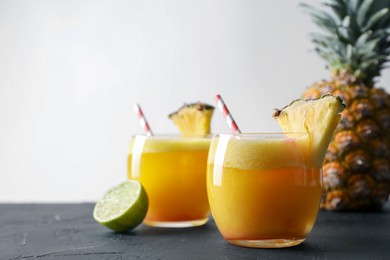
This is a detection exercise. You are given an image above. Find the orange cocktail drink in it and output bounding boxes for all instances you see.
[207,133,322,248]
[128,134,211,227]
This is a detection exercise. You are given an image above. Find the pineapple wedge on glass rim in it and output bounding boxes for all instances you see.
[273,95,345,169]
[301,0,390,211]
[169,102,215,136]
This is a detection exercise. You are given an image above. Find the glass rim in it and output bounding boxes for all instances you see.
[214,132,308,139]
[132,134,212,139]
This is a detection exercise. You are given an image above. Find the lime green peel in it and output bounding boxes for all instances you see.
[93,180,148,232]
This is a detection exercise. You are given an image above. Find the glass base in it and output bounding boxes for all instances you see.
[228,238,305,248]
[144,217,209,228]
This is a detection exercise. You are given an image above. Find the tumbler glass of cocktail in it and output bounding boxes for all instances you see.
[207,133,322,248]
[128,134,211,228]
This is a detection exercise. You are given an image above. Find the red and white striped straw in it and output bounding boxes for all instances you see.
[133,103,154,136]
[215,94,241,134]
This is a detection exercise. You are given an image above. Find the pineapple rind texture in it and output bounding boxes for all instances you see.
[168,102,215,137]
[304,83,390,211]
[302,0,390,211]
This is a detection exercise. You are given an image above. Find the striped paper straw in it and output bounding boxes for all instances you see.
[215,94,241,134]
[133,103,154,136]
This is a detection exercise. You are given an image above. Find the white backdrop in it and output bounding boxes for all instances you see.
[1,0,389,202]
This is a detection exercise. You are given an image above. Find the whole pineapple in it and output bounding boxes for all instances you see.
[302,0,390,211]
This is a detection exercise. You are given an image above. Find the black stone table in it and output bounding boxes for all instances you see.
[1,203,390,260]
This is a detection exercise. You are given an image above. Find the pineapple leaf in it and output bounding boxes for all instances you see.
[338,26,356,43]
[362,38,380,52]
[356,31,372,47]
[372,29,390,38]
[362,8,389,31]
[348,0,360,14]
[354,69,364,78]
[357,0,374,27]
[302,0,390,84]
[346,44,354,62]
[301,3,339,34]
[324,0,345,21]
[342,16,351,27]
[323,0,343,7]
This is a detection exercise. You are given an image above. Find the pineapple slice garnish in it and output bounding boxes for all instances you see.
[169,102,215,136]
[273,94,345,167]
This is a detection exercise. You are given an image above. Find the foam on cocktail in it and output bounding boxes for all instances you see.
[130,136,211,153]
[208,134,311,171]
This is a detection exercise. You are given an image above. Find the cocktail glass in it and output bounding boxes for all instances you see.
[207,133,322,248]
[128,134,211,228]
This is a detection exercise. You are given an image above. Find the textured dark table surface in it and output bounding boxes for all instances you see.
[1,203,390,260]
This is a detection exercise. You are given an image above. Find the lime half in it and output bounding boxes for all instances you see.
[93,180,148,232]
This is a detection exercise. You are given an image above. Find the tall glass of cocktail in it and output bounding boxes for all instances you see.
[128,134,211,228]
